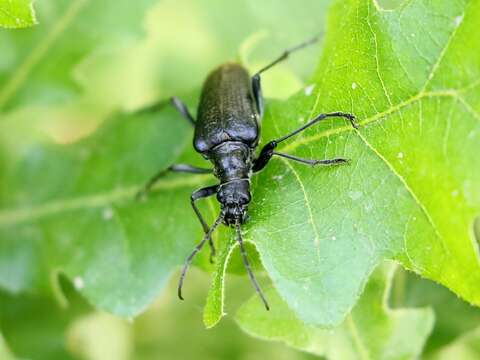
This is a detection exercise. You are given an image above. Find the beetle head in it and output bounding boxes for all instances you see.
[217,180,251,226]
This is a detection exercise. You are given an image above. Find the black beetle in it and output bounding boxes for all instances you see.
[137,35,357,310]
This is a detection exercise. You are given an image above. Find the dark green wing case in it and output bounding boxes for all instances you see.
[194,63,259,153]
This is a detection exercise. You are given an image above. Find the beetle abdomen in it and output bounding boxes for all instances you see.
[194,63,259,153]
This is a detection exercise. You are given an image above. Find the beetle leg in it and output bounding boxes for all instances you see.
[235,222,269,311]
[134,96,196,126]
[190,185,218,234]
[136,164,212,200]
[272,152,349,166]
[275,111,358,144]
[251,35,320,118]
[178,208,225,300]
[253,143,350,172]
[253,112,357,172]
[190,185,219,263]
[252,141,277,172]
[255,35,320,76]
[170,96,196,126]
[251,74,264,118]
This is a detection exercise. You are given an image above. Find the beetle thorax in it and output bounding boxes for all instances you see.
[208,141,253,225]
[209,141,253,183]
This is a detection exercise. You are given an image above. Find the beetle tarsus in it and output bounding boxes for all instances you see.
[235,222,270,311]
[178,210,225,301]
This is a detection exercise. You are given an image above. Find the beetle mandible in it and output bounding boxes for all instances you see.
[137,35,358,310]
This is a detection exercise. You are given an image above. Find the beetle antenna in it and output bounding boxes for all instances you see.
[235,222,270,311]
[178,210,225,301]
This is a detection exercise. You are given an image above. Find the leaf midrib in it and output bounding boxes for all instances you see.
[0,174,210,227]
[282,87,478,154]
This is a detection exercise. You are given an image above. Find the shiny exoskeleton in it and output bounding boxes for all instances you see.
[195,63,258,226]
[137,36,357,310]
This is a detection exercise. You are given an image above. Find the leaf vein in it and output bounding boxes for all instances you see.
[420,10,464,93]
[366,0,393,106]
[280,159,321,263]
[0,175,210,227]
[282,90,457,153]
[354,130,449,256]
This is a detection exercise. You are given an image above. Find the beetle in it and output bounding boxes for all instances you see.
[137,35,357,310]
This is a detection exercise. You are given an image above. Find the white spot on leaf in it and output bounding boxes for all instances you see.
[454,15,464,27]
[348,191,363,201]
[364,201,373,212]
[74,276,85,290]
[304,84,315,96]
[351,82,357,90]
[102,208,114,220]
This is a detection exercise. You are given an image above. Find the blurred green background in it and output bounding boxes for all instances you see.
[0,268,320,360]
[2,0,480,359]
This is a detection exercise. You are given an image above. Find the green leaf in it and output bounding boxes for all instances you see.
[236,262,434,359]
[0,270,320,360]
[391,269,480,355]
[0,279,89,360]
[0,107,212,316]
[238,0,480,326]
[0,0,36,29]
[66,312,132,360]
[389,268,480,359]
[203,236,236,328]
[427,327,480,360]
[0,332,16,360]
[0,0,156,111]
[132,270,318,360]
[202,0,480,329]
[203,237,265,328]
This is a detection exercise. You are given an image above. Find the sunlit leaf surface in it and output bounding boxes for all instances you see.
[0,0,36,29]
[236,263,434,360]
